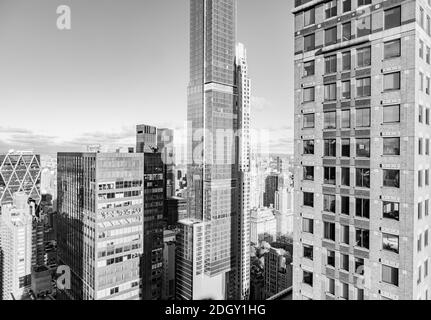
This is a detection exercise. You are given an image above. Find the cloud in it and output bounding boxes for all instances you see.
[251,96,271,111]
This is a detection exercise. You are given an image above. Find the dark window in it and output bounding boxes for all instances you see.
[304,140,315,154]
[304,8,315,26]
[324,222,336,241]
[324,139,336,157]
[356,168,370,188]
[341,254,349,271]
[327,250,335,267]
[302,218,314,234]
[356,198,370,219]
[342,51,351,70]
[303,192,314,207]
[356,138,370,158]
[324,194,336,213]
[324,167,336,185]
[303,166,314,181]
[325,26,338,45]
[341,139,350,157]
[342,81,351,100]
[342,22,351,41]
[341,197,350,215]
[384,39,401,59]
[303,271,313,286]
[304,33,315,52]
[341,225,350,244]
[385,6,401,30]
[341,167,350,186]
[343,0,351,13]
[356,228,370,249]
[355,257,364,275]
[383,169,400,188]
[304,60,315,77]
[325,0,337,19]
[303,244,314,260]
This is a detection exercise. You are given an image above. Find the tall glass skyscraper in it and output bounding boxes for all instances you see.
[184,0,250,300]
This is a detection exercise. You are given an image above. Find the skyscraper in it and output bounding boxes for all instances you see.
[293,0,430,300]
[136,124,157,153]
[264,174,280,208]
[157,128,176,199]
[57,152,145,300]
[0,192,34,300]
[0,151,41,206]
[184,0,250,300]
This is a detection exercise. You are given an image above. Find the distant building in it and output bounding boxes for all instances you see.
[165,197,187,227]
[263,174,279,208]
[162,230,176,300]
[0,151,41,206]
[250,208,277,245]
[136,124,157,153]
[0,192,34,300]
[158,128,176,199]
[264,246,292,299]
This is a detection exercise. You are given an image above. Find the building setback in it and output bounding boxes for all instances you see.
[293,0,431,300]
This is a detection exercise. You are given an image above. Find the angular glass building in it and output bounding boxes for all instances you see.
[0,151,41,206]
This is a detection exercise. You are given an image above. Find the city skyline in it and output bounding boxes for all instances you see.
[0,0,294,155]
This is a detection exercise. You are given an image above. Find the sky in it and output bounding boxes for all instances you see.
[0,0,294,155]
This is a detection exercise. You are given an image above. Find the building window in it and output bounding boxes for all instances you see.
[324,194,336,213]
[324,167,336,186]
[303,87,315,102]
[382,265,399,286]
[343,0,351,13]
[342,81,351,100]
[342,22,351,41]
[358,0,371,6]
[419,170,423,187]
[356,108,370,127]
[327,250,336,267]
[303,60,315,77]
[355,257,364,275]
[356,77,371,97]
[420,72,424,91]
[341,197,350,215]
[356,198,370,219]
[303,113,315,128]
[303,244,314,260]
[383,201,399,221]
[303,271,313,286]
[303,192,314,207]
[384,6,401,30]
[427,46,431,64]
[304,33,315,52]
[341,225,350,244]
[342,51,351,70]
[325,55,337,74]
[324,111,337,129]
[383,233,399,254]
[341,283,349,300]
[420,39,424,59]
[304,8,315,26]
[341,109,351,127]
[383,105,400,123]
[324,222,336,241]
[356,138,370,158]
[384,72,401,91]
[303,166,314,181]
[327,278,335,295]
[324,83,337,101]
[384,39,401,59]
[356,168,370,188]
[357,15,371,37]
[341,139,350,157]
[383,137,400,156]
[383,169,400,188]
[427,139,431,155]
[419,105,424,123]
[341,167,350,186]
[419,202,423,220]
[355,228,370,249]
[357,47,371,67]
[302,218,314,234]
[419,138,423,155]
[325,0,337,19]
[324,139,336,157]
[325,26,337,45]
[303,140,315,154]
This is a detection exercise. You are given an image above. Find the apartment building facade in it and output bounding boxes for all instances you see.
[293,0,431,300]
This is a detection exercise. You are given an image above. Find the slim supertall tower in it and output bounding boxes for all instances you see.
[293,0,431,300]
[184,0,244,299]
